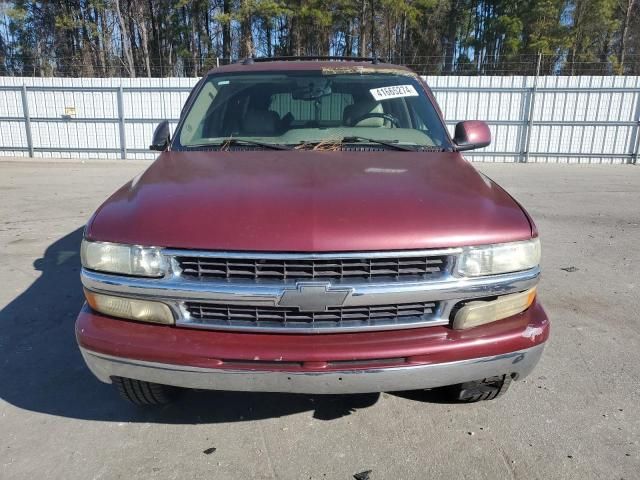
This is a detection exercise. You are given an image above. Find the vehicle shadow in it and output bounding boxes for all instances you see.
[0,227,381,423]
[389,389,458,404]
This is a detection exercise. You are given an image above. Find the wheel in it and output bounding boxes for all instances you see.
[112,376,180,406]
[450,374,513,402]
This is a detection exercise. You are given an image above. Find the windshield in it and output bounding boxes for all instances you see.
[173,70,450,150]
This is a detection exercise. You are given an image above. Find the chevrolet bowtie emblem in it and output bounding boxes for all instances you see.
[277,282,354,311]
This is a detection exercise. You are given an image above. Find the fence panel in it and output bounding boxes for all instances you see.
[426,75,640,164]
[0,75,638,163]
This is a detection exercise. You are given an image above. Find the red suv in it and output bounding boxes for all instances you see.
[76,58,549,405]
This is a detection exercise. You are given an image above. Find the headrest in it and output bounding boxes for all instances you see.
[343,101,385,127]
[241,109,280,135]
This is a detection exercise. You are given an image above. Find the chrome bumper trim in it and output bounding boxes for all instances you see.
[162,247,464,260]
[80,344,545,394]
[82,268,538,306]
[81,267,540,306]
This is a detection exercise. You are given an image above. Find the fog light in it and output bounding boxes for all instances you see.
[84,289,174,325]
[452,287,536,330]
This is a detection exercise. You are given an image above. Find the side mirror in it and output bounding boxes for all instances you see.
[453,120,491,151]
[150,120,171,151]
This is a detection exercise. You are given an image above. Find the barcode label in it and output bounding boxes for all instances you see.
[370,85,419,101]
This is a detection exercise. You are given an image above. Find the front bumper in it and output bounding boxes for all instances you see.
[76,300,549,394]
[80,344,544,394]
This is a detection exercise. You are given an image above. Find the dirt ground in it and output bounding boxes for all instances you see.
[1,159,639,479]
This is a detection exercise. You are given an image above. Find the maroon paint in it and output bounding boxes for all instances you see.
[86,151,533,251]
[453,120,492,148]
[78,60,547,380]
[76,300,549,372]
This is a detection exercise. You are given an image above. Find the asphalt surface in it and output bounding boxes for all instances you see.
[1,159,639,480]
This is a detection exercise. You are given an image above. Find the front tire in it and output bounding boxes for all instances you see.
[451,374,513,402]
[113,377,179,406]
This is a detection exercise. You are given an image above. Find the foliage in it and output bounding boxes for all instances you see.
[0,0,638,76]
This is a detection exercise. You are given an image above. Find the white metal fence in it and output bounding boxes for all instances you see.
[0,75,639,164]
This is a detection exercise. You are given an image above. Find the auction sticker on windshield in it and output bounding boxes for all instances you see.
[370,85,419,101]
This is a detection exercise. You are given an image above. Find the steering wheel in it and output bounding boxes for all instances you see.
[350,112,400,127]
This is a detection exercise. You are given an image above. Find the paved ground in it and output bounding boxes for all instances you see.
[1,159,639,480]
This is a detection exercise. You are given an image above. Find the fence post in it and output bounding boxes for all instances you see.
[20,85,34,158]
[631,87,640,165]
[520,53,542,163]
[519,86,533,163]
[117,85,127,159]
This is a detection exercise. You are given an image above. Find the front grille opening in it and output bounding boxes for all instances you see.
[183,301,440,330]
[176,255,448,282]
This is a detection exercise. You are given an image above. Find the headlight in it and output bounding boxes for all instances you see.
[81,239,166,277]
[452,287,537,330]
[457,238,540,277]
[84,289,174,324]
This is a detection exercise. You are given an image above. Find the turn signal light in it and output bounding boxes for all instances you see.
[453,288,536,330]
[84,289,174,325]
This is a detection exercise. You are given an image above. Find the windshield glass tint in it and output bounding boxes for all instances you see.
[175,71,450,149]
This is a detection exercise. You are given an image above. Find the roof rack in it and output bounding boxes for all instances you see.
[240,56,383,65]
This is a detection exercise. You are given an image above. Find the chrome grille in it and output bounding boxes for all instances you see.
[175,255,447,281]
[184,301,439,331]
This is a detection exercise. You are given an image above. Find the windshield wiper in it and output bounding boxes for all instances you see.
[341,136,418,152]
[188,138,292,151]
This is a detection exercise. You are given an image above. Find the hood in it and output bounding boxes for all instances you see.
[86,150,533,251]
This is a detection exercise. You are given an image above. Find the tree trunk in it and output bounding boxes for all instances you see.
[240,12,253,58]
[101,7,113,76]
[444,0,458,72]
[147,0,159,75]
[345,20,353,56]
[94,7,107,76]
[113,0,135,77]
[128,15,138,76]
[266,19,273,57]
[288,0,302,56]
[400,14,406,64]
[370,0,375,57]
[135,4,152,77]
[618,0,635,72]
[190,9,198,76]
[222,0,232,62]
[359,0,367,57]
